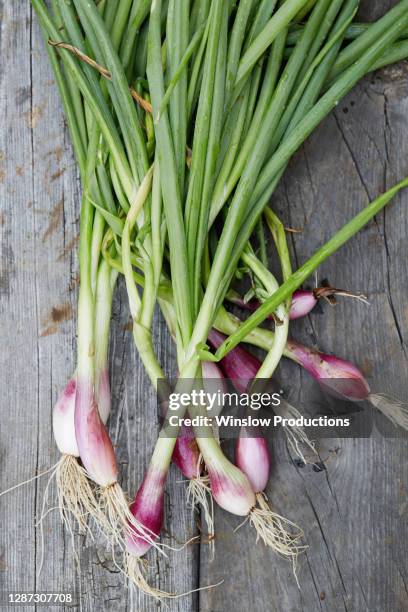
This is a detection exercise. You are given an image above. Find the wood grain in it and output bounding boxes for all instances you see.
[1,2,407,611]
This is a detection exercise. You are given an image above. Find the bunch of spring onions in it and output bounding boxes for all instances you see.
[31,0,408,598]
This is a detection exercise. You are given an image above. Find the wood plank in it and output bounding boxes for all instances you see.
[0,1,49,608]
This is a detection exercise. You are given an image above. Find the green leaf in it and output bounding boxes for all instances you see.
[90,197,124,235]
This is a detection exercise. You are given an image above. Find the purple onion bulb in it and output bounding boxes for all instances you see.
[288,340,370,401]
[126,466,166,557]
[53,376,79,457]
[235,433,271,493]
[74,376,118,487]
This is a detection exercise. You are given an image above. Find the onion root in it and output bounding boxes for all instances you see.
[249,493,306,578]
[187,474,215,560]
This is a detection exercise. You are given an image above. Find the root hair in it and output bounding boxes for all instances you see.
[275,401,317,464]
[56,454,103,535]
[123,552,224,600]
[187,474,215,560]
[249,493,307,583]
[369,393,408,430]
[124,554,174,600]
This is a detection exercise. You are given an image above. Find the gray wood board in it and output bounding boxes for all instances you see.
[0,2,407,612]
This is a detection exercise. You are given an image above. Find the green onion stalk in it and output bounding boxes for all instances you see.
[38,16,119,536]
[235,215,309,562]
[33,0,164,551]
[159,206,307,563]
[124,0,229,591]
[141,0,315,570]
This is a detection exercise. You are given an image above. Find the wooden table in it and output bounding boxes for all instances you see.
[1,2,407,610]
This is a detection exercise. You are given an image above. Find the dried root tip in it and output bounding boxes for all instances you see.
[276,402,317,464]
[56,454,104,535]
[313,285,369,305]
[187,475,215,560]
[369,393,408,431]
[99,483,161,551]
[124,554,174,601]
[250,493,306,576]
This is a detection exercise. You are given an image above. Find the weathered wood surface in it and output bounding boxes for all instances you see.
[0,1,407,611]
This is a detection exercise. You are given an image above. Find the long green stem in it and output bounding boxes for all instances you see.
[73,0,148,185]
[185,0,225,280]
[235,0,310,89]
[328,0,408,81]
[158,21,206,118]
[39,23,87,177]
[253,10,408,207]
[209,0,331,227]
[166,0,189,190]
[242,250,290,379]
[120,0,151,75]
[209,25,288,226]
[147,0,193,351]
[122,167,154,320]
[190,0,228,312]
[225,0,255,102]
[270,0,358,155]
[121,166,166,385]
